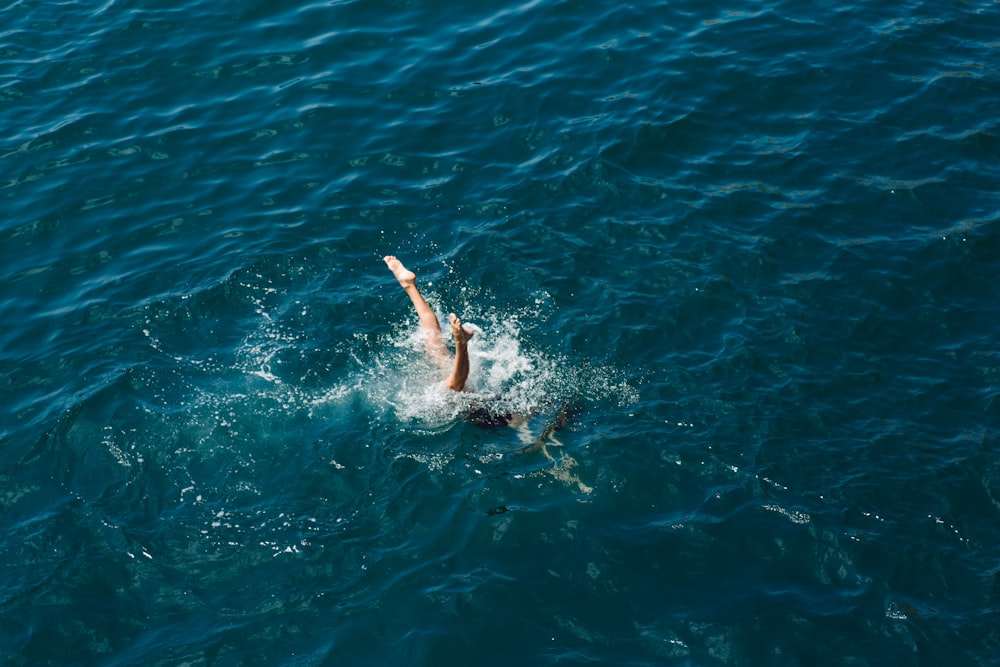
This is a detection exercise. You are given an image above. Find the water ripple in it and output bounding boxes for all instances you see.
[2,0,999,663]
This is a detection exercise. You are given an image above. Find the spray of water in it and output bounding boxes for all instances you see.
[345,285,637,431]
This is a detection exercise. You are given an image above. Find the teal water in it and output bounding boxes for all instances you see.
[3,0,999,664]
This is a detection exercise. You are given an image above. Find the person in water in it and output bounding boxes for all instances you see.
[383,255,475,392]
[383,255,592,493]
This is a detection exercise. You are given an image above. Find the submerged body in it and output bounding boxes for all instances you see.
[383,255,590,492]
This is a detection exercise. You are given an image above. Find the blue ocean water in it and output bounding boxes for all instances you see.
[2,0,998,664]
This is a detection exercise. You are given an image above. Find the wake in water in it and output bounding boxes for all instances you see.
[23,254,640,582]
[129,257,636,518]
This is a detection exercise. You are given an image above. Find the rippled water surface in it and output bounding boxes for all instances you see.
[2,0,998,664]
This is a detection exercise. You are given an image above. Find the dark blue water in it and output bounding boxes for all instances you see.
[3,0,998,664]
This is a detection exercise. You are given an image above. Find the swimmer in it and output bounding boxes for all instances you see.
[383,255,474,392]
[383,255,589,491]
